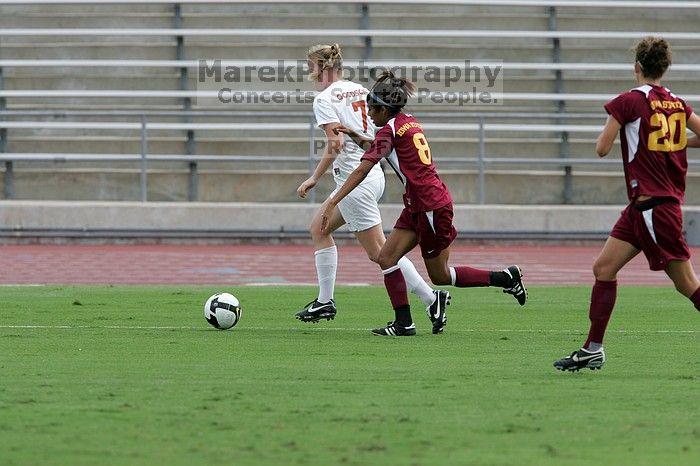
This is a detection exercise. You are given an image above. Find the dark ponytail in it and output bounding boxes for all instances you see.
[368,70,416,114]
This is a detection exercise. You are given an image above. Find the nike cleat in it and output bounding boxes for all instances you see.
[371,321,416,337]
[295,299,337,323]
[553,348,606,372]
[426,290,450,334]
[503,265,528,306]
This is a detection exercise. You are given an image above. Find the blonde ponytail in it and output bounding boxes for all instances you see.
[307,43,343,81]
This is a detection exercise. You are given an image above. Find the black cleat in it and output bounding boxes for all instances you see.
[426,290,450,334]
[295,299,336,323]
[371,321,416,337]
[553,348,606,372]
[502,265,528,306]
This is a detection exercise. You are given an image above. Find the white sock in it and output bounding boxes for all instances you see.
[315,245,337,303]
[397,256,435,306]
[449,267,457,286]
[586,342,603,352]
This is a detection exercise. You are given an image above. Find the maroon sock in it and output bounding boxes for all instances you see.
[383,267,409,309]
[454,266,490,287]
[690,287,700,312]
[584,279,617,348]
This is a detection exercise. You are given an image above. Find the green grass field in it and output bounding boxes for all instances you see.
[1,285,698,466]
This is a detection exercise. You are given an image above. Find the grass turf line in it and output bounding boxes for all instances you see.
[0,285,698,466]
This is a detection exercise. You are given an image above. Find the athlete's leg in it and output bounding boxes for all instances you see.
[402,205,527,308]
[584,236,640,349]
[665,260,700,311]
[554,236,641,370]
[355,225,435,307]
[592,236,640,281]
[309,202,345,249]
[422,248,525,307]
[376,228,419,327]
[353,224,385,263]
[295,204,346,322]
[423,248,452,285]
[309,203,345,303]
[376,228,418,270]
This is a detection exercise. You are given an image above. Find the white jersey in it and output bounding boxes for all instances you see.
[313,80,384,184]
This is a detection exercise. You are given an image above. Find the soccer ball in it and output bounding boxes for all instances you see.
[204,293,241,330]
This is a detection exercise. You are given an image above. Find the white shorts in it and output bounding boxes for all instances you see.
[332,175,385,232]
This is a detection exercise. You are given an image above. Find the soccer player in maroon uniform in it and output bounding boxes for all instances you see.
[554,37,700,371]
[321,71,527,336]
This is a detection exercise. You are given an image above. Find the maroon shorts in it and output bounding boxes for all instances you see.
[610,200,690,271]
[394,204,458,258]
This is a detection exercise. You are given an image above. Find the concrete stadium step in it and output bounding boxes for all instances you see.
[3,76,182,92]
[183,43,554,62]
[0,43,177,60]
[556,10,700,32]
[560,46,700,64]
[0,13,173,29]
[5,168,700,205]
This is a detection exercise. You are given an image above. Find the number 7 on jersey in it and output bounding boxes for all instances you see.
[351,100,368,133]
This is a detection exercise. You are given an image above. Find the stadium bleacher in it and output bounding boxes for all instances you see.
[0,0,699,206]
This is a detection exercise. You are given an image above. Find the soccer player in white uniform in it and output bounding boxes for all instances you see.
[295,44,448,326]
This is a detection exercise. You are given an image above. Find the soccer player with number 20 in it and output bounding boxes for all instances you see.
[554,37,700,372]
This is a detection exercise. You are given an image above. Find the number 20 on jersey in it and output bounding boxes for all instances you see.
[648,112,687,152]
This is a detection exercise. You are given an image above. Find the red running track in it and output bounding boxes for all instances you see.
[0,244,697,286]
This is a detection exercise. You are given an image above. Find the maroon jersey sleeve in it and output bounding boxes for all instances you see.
[604,92,640,125]
[361,124,394,164]
[684,99,694,120]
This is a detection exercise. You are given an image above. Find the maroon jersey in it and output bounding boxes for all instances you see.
[361,113,452,212]
[604,84,693,203]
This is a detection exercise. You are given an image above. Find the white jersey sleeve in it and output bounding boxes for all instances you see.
[313,96,339,128]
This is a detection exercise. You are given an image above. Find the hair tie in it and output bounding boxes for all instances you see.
[367,92,403,110]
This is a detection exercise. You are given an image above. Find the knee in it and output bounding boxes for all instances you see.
[592,261,615,281]
[673,281,686,295]
[309,228,323,243]
[308,221,325,243]
[428,269,451,286]
[377,251,396,270]
[673,277,698,297]
[366,250,380,264]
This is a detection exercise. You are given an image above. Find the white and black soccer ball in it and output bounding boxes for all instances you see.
[204,293,241,330]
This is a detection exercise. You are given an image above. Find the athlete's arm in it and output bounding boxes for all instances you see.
[320,125,393,230]
[596,115,621,157]
[333,125,373,151]
[686,112,700,148]
[297,123,343,198]
[319,159,376,232]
